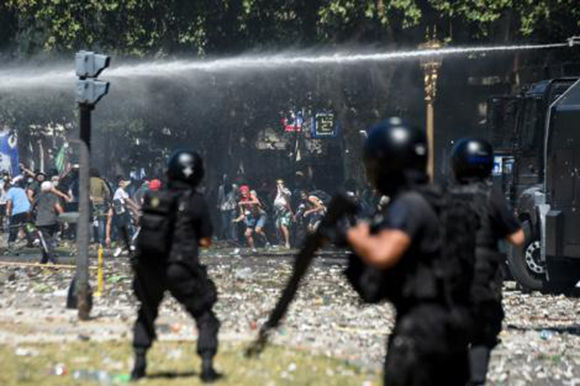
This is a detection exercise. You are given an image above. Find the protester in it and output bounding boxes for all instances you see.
[90,168,111,246]
[273,179,293,248]
[302,191,327,232]
[234,185,269,251]
[0,171,10,230]
[5,179,33,248]
[217,176,238,242]
[26,171,46,202]
[34,181,64,264]
[108,177,140,255]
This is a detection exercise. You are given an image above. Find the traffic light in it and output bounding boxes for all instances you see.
[75,79,110,105]
[75,51,111,78]
[75,51,110,106]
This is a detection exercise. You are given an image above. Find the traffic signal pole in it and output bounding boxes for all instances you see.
[74,51,110,320]
[76,104,93,320]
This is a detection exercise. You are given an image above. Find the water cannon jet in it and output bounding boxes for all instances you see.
[568,36,580,47]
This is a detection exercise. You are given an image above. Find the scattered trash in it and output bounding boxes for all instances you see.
[72,369,113,383]
[540,330,554,340]
[1,249,580,384]
[167,349,183,360]
[234,267,252,280]
[15,347,39,357]
[113,374,131,383]
[51,363,68,376]
[106,275,127,284]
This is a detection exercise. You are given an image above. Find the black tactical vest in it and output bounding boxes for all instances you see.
[345,185,477,314]
[450,182,496,250]
[451,182,504,303]
[137,189,180,258]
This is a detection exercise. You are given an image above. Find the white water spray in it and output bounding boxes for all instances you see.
[0,41,572,91]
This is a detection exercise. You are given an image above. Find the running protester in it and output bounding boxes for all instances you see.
[273,179,293,249]
[302,191,327,232]
[234,185,269,251]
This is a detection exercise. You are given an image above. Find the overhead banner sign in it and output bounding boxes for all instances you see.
[312,112,337,138]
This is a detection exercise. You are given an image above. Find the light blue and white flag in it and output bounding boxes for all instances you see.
[0,130,20,176]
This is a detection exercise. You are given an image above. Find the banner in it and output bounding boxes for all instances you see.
[0,130,20,176]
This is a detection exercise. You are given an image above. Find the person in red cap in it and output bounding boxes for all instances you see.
[234,185,269,251]
[148,179,161,191]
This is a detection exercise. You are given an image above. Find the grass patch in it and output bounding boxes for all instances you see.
[0,340,379,385]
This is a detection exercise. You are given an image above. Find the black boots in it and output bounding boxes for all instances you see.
[130,349,222,383]
[468,345,491,386]
[130,348,147,381]
[200,353,222,383]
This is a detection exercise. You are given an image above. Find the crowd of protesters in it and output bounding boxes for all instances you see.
[214,171,378,251]
[0,157,380,261]
[0,162,165,263]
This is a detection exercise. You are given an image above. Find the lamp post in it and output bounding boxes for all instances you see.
[419,28,443,181]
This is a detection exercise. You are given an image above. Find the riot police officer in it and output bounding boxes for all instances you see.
[346,118,470,385]
[131,149,221,383]
[451,138,524,385]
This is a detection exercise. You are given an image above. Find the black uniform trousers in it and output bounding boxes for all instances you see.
[384,304,470,386]
[132,259,219,356]
[471,248,504,347]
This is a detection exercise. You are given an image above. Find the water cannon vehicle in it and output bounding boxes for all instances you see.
[488,77,580,292]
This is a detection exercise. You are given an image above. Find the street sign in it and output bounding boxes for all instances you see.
[312,112,337,138]
[282,110,304,132]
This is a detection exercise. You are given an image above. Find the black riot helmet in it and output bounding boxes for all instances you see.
[451,138,494,183]
[363,117,428,196]
[167,149,204,187]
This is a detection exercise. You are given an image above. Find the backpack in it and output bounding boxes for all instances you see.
[136,190,179,258]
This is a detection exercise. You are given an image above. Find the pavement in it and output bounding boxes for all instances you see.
[0,246,578,385]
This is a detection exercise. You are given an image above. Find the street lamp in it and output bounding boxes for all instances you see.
[419,27,443,181]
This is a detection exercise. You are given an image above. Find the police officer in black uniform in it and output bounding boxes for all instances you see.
[131,149,221,383]
[346,118,470,385]
[451,138,524,385]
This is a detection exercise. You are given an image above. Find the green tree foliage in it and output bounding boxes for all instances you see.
[3,0,579,57]
[1,0,579,182]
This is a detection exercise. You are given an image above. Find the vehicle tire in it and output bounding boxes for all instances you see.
[506,220,547,291]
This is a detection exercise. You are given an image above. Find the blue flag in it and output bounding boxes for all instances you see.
[0,130,20,177]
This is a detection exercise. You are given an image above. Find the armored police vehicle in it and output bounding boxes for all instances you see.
[488,77,580,291]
